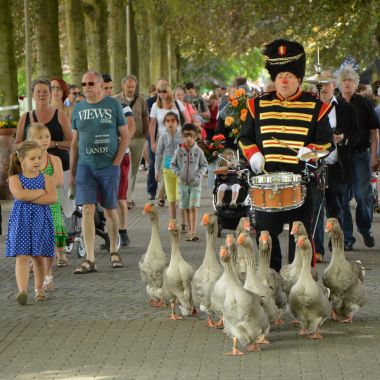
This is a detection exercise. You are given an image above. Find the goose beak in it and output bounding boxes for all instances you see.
[226,235,234,246]
[237,233,245,245]
[243,221,250,230]
[201,214,209,225]
[219,246,228,258]
[297,235,305,247]
[290,223,299,235]
[325,221,333,232]
[260,232,268,244]
[143,203,152,214]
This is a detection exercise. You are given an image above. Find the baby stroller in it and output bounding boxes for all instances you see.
[64,204,120,257]
[212,152,254,237]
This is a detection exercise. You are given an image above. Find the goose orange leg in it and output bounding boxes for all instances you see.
[225,337,245,356]
[331,309,340,321]
[207,315,215,327]
[299,327,309,336]
[168,302,183,320]
[214,315,224,329]
[256,335,270,344]
[340,313,353,323]
[247,343,261,352]
[307,331,324,339]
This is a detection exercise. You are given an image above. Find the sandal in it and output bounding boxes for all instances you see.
[157,199,165,207]
[110,252,123,268]
[191,233,200,241]
[16,292,27,306]
[185,232,193,241]
[43,275,54,291]
[73,259,97,274]
[35,289,47,302]
[56,253,68,267]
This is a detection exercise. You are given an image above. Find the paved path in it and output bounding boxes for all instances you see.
[0,171,380,380]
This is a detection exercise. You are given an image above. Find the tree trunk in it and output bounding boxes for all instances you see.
[0,0,18,120]
[33,0,62,78]
[83,0,109,74]
[108,0,126,93]
[64,0,88,85]
[135,5,150,95]
[129,1,139,80]
[147,8,165,85]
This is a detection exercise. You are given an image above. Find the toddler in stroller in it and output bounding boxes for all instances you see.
[213,149,253,235]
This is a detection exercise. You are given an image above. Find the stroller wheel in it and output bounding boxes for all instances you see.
[72,239,86,258]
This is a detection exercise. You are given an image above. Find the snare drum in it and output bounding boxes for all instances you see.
[249,172,305,211]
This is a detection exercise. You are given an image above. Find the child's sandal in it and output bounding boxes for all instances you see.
[185,232,193,241]
[35,289,47,302]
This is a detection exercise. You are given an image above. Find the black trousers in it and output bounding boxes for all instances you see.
[255,183,314,272]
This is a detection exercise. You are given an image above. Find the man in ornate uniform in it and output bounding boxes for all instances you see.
[239,39,333,271]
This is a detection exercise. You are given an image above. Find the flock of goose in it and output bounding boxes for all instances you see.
[138,203,366,356]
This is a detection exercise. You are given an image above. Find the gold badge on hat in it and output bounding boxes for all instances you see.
[278,45,287,56]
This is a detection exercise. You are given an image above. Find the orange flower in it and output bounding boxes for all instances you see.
[233,128,239,135]
[225,116,234,127]
[235,88,246,97]
[240,108,248,121]
[231,99,238,107]
[229,94,235,102]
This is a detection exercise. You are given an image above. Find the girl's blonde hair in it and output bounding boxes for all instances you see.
[27,122,50,140]
[9,141,41,176]
[156,83,174,109]
[218,148,236,167]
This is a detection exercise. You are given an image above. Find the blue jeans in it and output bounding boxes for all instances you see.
[147,137,157,197]
[342,150,373,245]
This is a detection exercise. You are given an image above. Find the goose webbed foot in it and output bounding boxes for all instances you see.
[225,337,245,356]
[256,335,270,344]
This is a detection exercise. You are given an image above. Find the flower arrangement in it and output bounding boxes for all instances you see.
[224,88,252,143]
[198,133,225,163]
[0,115,18,129]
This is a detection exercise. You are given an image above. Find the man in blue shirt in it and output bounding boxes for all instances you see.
[70,71,130,273]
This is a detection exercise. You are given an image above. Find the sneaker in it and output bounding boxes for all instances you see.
[120,230,130,247]
[127,201,136,210]
[362,232,375,248]
[344,242,354,251]
[16,292,27,306]
[216,201,223,207]
[230,201,237,208]
[147,194,155,200]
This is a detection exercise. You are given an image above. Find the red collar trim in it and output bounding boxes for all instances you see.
[275,88,302,101]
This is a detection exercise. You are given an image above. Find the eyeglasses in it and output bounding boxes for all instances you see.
[157,90,168,94]
[51,86,62,91]
[81,81,96,87]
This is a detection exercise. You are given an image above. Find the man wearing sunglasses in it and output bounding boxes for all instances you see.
[70,71,130,274]
[64,84,81,107]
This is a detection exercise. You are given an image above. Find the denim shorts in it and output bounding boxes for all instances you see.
[76,164,120,209]
[179,182,201,209]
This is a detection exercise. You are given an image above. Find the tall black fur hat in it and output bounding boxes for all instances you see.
[262,39,306,81]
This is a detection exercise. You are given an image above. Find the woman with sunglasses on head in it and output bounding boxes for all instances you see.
[16,79,72,169]
[15,79,73,217]
[148,83,190,204]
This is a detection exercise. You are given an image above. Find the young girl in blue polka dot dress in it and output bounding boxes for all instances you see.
[5,141,57,305]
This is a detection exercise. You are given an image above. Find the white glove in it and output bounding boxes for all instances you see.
[297,147,313,162]
[249,152,265,174]
[325,147,338,165]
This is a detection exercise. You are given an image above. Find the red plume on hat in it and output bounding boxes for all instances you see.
[262,39,306,81]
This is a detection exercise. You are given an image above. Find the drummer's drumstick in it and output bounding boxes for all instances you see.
[271,136,299,154]
[262,168,269,175]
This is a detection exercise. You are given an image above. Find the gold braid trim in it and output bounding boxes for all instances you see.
[265,52,304,65]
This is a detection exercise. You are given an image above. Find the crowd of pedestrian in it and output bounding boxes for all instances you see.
[1,43,380,304]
